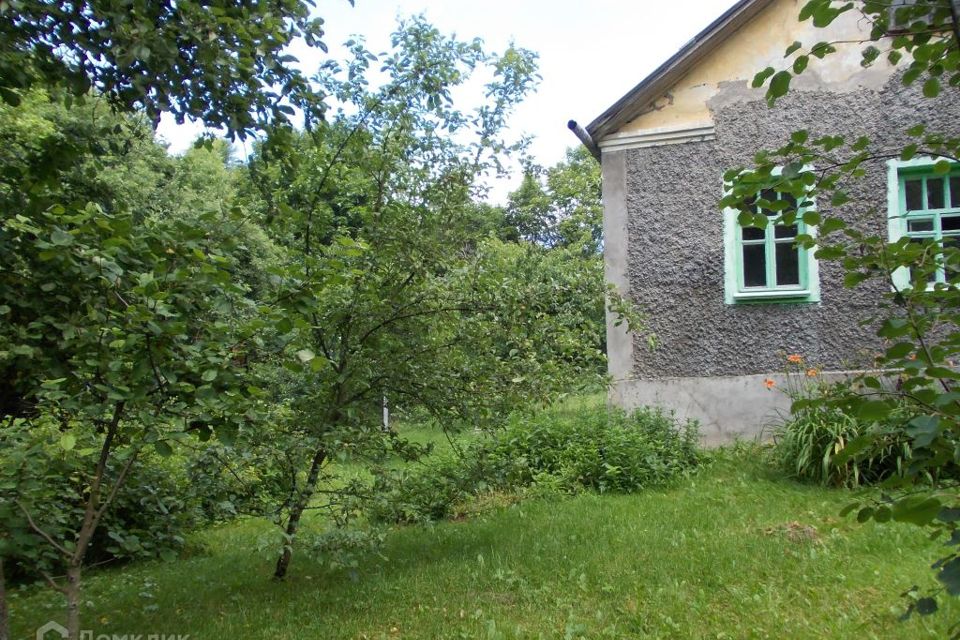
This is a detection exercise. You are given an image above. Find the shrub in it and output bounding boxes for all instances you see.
[365,404,701,524]
[364,450,507,524]
[485,405,700,493]
[1,418,202,582]
[773,382,916,488]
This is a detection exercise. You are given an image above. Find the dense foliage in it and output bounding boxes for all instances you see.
[0,0,338,137]
[773,381,918,488]
[504,146,603,253]
[0,12,612,638]
[366,404,701,525]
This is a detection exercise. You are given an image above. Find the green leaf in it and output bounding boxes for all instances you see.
[50,228,74,246]
[878,317,910,338]
[906,415,941,448]
[892,495,942,526]
[860,46,880,68]
[923,77,940,98]
[201,369,218,382]
[752,67,775,88]
[916,597,938,615]
[809,41,836,59]
[934,159,952,175]
[857,400,891,422]
[768,71,792,101]
[939,557,960,596]
[792,55,809,74]
[276,317,293,334]
[839,501,860,517]
[296,348,316,363]
[154,441,173,457]
[830,191,850,207]
[873,506,892,523]
[885,342,914,359]
[819,218,846,234]
[833,434,877,465]
[785,41,803,57]
[60,433,77,451]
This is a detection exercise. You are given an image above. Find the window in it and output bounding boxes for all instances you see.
[888,160,960,288]
[886,0,936,35]
[723,183,820,304]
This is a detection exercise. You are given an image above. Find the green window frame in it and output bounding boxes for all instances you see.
[723,181,820,304]
[887,159,960,289]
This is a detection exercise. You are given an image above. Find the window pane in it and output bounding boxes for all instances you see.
[760,188,777,211]
[775,243,801,286]
[943,216,960,232]
[741,226,765,241]
[945,236,960,281]
[951,176,960,208]
[928,177,945,209]
[743,244,766,287]
[774,224,798,239]
[905,179,923,211]
[910,238,937,284]
[908,218,934,233]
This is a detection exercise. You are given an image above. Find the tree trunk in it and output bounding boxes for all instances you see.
[64,564,82,640]
[0,557,9,640]
[60,401,128,640]
[273,447,326,580]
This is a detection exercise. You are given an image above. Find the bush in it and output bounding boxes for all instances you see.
[773,382,916,488]
[0,418,202,582]
[486,404,700,493]
[365,404,701,524]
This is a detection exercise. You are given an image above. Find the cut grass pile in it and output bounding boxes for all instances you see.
[9,446,957,639]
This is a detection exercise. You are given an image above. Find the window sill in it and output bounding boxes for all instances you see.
[731,289,817,303]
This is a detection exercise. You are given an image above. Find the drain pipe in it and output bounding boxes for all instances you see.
[567,120,601,162]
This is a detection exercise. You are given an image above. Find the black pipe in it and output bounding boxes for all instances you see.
[567,120,601,162]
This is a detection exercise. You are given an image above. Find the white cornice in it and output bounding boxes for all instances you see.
[598,124,716,152]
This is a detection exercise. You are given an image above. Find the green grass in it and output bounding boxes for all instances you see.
[9,447,957,639]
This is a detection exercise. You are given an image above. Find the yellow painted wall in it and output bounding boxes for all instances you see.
[617,0,895,135]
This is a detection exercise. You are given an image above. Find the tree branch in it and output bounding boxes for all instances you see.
[15,500,69,557]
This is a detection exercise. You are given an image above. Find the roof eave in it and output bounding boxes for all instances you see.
[585,0,776,143]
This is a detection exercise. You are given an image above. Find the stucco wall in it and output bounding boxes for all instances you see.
[620,75,957,382]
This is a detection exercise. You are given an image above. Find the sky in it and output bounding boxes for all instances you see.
[157,0,735,201]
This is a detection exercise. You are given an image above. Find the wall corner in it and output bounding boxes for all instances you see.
[601,149,633,386]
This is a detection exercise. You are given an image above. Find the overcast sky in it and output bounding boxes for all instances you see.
[157,0,734,200]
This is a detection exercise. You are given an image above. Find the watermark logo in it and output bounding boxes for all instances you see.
[35,622,189,640]
[36,621,68,640]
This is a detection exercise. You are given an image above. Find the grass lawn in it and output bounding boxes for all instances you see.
[9,446,957,639]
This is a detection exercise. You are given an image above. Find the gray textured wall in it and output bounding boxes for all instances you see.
[623,76,958,380]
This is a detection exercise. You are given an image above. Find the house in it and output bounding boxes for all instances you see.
[570,0,960,444]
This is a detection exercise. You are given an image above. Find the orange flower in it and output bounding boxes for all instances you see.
[806,368,820,377]
[787,354,803,364]
[764,378,776,389]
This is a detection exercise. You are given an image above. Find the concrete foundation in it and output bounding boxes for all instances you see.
[610,371,860,446]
